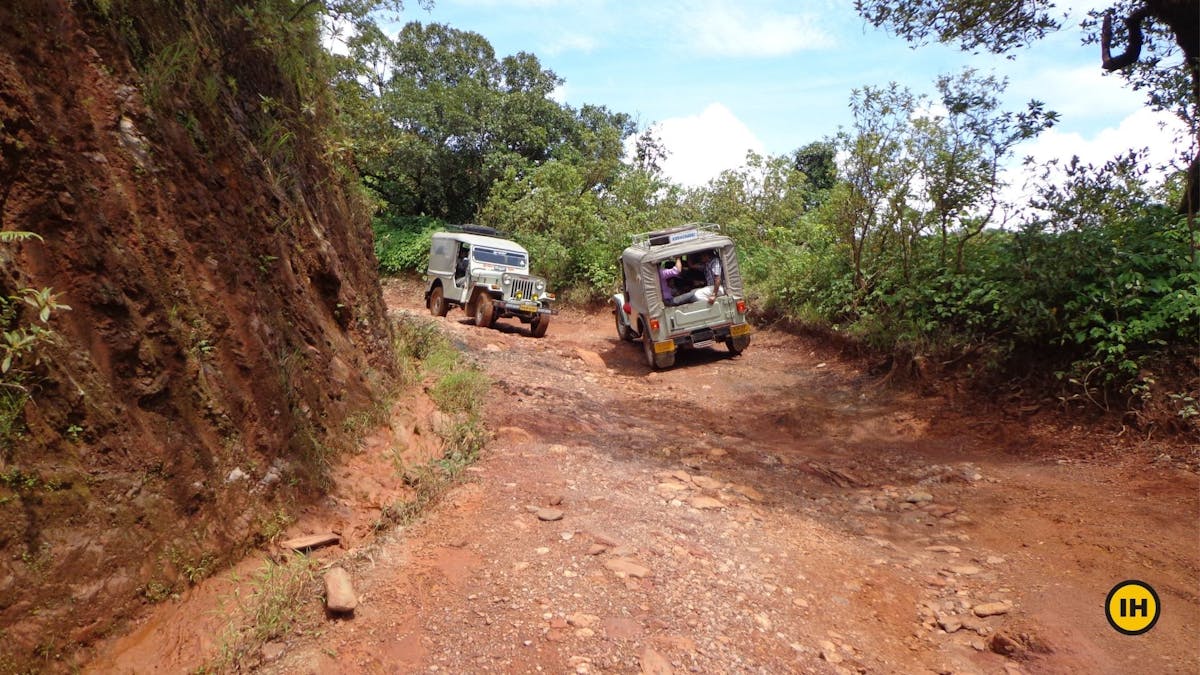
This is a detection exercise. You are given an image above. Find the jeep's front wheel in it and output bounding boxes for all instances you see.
[428,286,448,317]
[615,309,635,342]
[530,314,550,338]
[474,297,495,327]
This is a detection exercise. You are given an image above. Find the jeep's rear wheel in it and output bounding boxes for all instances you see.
[428,286,448,317]
[642,322,675,369]
[530,314,550,338]
[474,297,495,327]
[724,337,743,355]
[641,324,658,369]
[643,321,662,367]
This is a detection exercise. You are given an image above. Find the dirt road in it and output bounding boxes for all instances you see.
[94,279,1200,674]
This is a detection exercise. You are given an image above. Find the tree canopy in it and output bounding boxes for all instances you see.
[333,21,634,222]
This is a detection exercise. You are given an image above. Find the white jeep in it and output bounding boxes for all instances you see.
[613,223,752,369]
[425,227,556,337]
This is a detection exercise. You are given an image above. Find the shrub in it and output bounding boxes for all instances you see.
[373,214,444,275]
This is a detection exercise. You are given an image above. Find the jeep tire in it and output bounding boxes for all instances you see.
[474,297,495,327]
[724,337,743,355]
[530,314,550,338]
[615,309,635,342]
[641,324,675,369]
[428,286,448,317]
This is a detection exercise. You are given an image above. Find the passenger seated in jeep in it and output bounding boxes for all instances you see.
[673,250,722,304]
[454,244,469,282]
[678,256,706,288]
[659,258,683,305]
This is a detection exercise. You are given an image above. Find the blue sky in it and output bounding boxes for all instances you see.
[393,0,1187,187]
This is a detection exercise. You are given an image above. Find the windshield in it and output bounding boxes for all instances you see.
[473,247,527,268]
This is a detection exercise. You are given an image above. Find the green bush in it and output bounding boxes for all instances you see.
[759,201,1197,402]
[1045,212,1198,386]
[373,214,444,275]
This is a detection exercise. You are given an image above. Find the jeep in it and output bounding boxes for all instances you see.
[612,223,751,369]
[425,226,556,337]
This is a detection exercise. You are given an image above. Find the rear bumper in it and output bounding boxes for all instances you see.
[671,321,751,349]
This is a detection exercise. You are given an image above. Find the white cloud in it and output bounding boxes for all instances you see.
[543,32,598,56]
[1017,107,1189,172]
[1001,107,1191,206]
[677,2,835,57]
[1004,64,1150,123]
[648,103,765,187]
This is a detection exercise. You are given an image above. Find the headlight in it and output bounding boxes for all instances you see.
[502,278,511,285]
[536,282,545,291]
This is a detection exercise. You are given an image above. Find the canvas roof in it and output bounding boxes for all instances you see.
[432,231,528,255]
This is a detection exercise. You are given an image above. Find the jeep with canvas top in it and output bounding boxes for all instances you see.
[425,226,556,337]
[612,223,752,369]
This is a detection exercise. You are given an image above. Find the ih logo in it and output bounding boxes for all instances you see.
[1105,580,1161,635]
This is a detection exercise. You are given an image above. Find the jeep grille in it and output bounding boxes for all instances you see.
[507,276,540,301]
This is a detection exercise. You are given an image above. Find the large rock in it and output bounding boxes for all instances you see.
[324,567,358,614]
[536,508,565,522]
[575,348,608,371]
[604,558,651,579]
[689,496,725,510]
[973,602,1011,617]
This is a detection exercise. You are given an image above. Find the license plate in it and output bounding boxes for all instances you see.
[519,303,538,313]
[730,323,751,336]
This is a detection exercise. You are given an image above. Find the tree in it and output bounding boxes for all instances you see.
[829,83,920,292]
[631,128,670,176]
[913,70,1057,271]
[790,140,837,208]
[823,71,1055,293]
[551,104,636,197]
[854,0,1200,217]
[333,22,635,222]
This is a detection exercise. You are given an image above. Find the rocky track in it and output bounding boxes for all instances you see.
[93,278,1200,674]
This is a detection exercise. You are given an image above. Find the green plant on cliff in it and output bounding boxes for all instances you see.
[0,232,71,445]
[377,314,489,530]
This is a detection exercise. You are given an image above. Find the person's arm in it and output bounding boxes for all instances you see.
[707,273,722,303]
[707,260,722,303]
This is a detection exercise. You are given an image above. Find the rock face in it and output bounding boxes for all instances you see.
[0,2,394,668]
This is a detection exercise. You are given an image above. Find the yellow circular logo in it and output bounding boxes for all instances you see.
[1105,580,1160,635]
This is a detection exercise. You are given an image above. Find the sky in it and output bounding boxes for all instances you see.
[389,0,1190,189]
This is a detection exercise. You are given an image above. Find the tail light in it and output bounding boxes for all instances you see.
[623,302,632,314]
[649,318,660,332]
[736,300,746,313]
